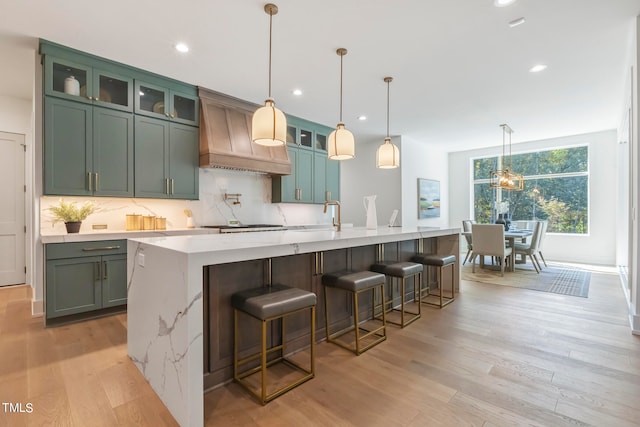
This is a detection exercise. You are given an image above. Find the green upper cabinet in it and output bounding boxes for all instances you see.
[134,116,199,200]
[44,56,133,112]
[44,98,133,197]
[135,80,199,126]
[273,117,340,204]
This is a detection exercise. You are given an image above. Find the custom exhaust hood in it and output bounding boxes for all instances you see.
[199,87,291,175]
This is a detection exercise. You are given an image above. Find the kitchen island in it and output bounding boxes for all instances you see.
[127,226,460,426]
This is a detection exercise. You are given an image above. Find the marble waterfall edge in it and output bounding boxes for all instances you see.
[127,241,203,427]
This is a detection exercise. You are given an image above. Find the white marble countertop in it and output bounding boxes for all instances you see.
[40,227,218,244]
[129,226,460,265]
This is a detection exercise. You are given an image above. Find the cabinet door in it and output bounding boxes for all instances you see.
[44,97,93,196]
[44,56,93,104]
[134,116,170,198]
[135,81,169,120]
[46,256,102,318]
[93,107,134,197]
[313,152,327,203]
[272,147,297,203]
[170,91,199,126]
[93,69,133,112]
[102,254,127,308]
[169,123,199,200]
[296,149,314,203]
[326,157,341,201]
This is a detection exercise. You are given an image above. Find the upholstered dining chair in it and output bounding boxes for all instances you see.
[471,224,513,277]
[536,221,548,267]
[461,220,475,265]
[514,220,543,273]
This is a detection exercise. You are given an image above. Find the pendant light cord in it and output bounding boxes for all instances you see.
[386,79,390,138]
[339,52,343,122]
[268,9,273,98]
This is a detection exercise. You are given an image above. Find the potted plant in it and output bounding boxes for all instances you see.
[48,199,98,233]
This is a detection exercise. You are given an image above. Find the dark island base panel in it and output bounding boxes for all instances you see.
[203,237,458,391]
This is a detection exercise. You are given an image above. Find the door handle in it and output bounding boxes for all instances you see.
[165,178,169,195]
[171,178,175,195]
[94,173,99,191]
[88,172,93,191]
[83,245,120,251]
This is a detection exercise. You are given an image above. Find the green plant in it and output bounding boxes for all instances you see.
[48,199,98,223]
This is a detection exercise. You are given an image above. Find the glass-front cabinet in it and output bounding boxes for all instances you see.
[135,81,199,126]
[44,56,133,112]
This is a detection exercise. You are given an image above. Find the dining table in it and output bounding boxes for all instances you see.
[463,228,533,272]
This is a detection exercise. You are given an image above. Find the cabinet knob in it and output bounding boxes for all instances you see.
[170,114,175,119]
[165,113,170,117]
[95,97,99,101]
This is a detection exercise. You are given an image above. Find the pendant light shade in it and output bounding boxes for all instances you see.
[328,123,355,160]
[252,99,287,146]
[252,3,286,146]
[328,48,355,160]
[376,77,399,169]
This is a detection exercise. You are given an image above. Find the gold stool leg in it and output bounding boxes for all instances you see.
[261,318,267,404]
[353,289,360,354]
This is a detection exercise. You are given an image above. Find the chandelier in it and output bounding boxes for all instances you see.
[490,124,524,191]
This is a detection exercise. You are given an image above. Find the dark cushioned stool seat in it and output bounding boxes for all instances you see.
[232,284,317,320]
[411,254,456,308]
[322,270,385,292]
[370,261,423,277]
[411,254,456,267]
[322,270,387,355]
[370,261,423,328]
[232,283,316,405]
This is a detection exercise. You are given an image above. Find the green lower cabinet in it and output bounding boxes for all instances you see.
[45,240,127,320]
[134,116,199,199]
[102,254,127,308]
[46,256,102,318]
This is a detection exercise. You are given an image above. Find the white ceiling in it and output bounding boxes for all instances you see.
[1,0,639,151]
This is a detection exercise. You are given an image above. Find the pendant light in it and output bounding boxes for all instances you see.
[328,48,355,160]
[252,3,286,146]
[489,124,524,191]
[376,77,400,169]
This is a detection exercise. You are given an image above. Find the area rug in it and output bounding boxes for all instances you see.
[461,261,591,298]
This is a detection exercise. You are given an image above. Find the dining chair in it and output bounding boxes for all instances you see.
[461,220,475,265]
[513,221,543,273]
[471,224,513,276]
[536,221,548,267]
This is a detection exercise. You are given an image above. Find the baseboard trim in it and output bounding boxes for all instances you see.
[32,299,43,317]
[632,312,640,335]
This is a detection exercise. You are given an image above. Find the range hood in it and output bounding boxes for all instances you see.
[199,87,291,175]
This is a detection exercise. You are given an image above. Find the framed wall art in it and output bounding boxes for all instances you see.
[418,178,440,218]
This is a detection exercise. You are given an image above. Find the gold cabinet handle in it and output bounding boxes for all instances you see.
[94,172,99,191]
[170,114,175,119]
[95,97,99,102]
[326,191,331,201]
[82,245,121,251]
[165,113,170,117]
[103,261,108,280]
[88,172,93,191]
[171,178,175,195]
[165,178,169,194]
[95,261,101,281]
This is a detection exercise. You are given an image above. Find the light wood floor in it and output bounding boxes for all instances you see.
[1,265,639,426]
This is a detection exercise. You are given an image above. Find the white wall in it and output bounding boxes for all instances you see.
[339,136,449,229]
[449,130,618,266]
[400,137,449,228]
[340,136,402,227]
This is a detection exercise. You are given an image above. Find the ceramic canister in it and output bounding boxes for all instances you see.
[64,76,80,96]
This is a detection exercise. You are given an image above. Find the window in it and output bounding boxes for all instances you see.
[472,146,589,234]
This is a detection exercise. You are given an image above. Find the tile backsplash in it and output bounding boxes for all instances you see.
[41,168,332,234]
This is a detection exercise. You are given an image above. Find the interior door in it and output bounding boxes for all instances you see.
[0,132,26,286]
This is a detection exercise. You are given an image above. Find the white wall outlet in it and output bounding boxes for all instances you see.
[138,253,145,267]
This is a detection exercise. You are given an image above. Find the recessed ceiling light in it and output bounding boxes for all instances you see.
[529,64,547,73]
[508,17,526,27]
[494,0,516,7]
[357,115,367,121]
[175,43,189,53]
[292,89,303,96]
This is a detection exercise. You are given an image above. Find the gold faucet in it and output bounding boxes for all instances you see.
[323,200,341,232]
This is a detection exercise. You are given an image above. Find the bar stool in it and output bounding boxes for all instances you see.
[232,283,316,404]
[370,261,422,328]
[322,270,387,355]
[411,254,456,308]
